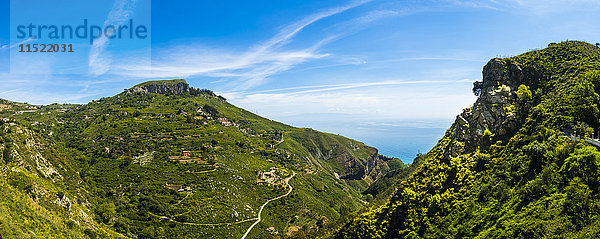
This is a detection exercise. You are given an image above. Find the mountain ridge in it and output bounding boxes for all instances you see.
[0,79,402,238]
[125,79,191,95]
[335,41,600,238]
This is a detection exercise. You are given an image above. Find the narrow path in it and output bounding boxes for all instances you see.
[148,212,257,226]
[174,192,190,206]
[182,217,257,226]
[274,134,285,146]
[185,167,218,174]
[241,171,296,239]
[148,171,296,233]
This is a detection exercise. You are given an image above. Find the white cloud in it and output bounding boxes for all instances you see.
[1,89,98,104]
[116,46,328,81]
[89,0,136,77]
[223,79,476,121]
[113,0,375,90]
[253,0,373,52]
[9,37,36,49]
[241,79,469,95]
[0,73,97,104]
[440,0,503,10]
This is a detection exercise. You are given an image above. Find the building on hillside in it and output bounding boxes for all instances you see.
[257,170,283,186]
[217,118,233,126]
[266,227,278,234]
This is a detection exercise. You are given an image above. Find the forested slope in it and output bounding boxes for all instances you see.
[337,41,600,238]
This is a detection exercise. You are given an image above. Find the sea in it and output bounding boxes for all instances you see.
[284,117,454,164]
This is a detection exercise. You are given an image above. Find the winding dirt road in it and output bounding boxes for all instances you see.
[241,171,296,239]
[148,171,297,238]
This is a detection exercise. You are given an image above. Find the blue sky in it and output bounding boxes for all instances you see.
[0,0,7,72]
[1,0,600,161]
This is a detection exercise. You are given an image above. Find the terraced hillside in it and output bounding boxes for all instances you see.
[0,79,394,238]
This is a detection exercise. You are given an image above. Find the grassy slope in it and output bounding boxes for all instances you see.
[337,41,600,238]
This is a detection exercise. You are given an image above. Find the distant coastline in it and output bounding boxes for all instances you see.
[276,117,453,163]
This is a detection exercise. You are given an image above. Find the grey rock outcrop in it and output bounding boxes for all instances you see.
[126,80,190,95]
[448,58,524,153]
[337,151,388,182]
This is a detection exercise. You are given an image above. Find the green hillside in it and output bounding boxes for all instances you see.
[0,80,392,238]
[0,117,124,238]
[6,40,598,239]
[336,41,600,238]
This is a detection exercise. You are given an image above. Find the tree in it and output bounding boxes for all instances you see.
[574,122,592,138]
[560,146,600,188]
[516,84,533,118]
[202,104,219,116]
[96,202,116,224]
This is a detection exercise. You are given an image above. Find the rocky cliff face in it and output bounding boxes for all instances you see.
[447,58,525,155]
[335,150,388,182]
[126,80,190,95]
[363,153,390,183]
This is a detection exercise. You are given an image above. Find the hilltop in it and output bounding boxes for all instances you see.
[336,41,600,238]
[125,79,192,95]
[0,79,403,238]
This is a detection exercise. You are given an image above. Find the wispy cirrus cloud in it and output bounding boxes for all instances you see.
[8,37,36,49]
[0,72,103,104]
[439,0,504,10]
[234,79,472,95]
[255,0,373,51]
[89,0,136,77]
[112,0,503,90]
[223,79,476,120]
[114,0,376,90]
